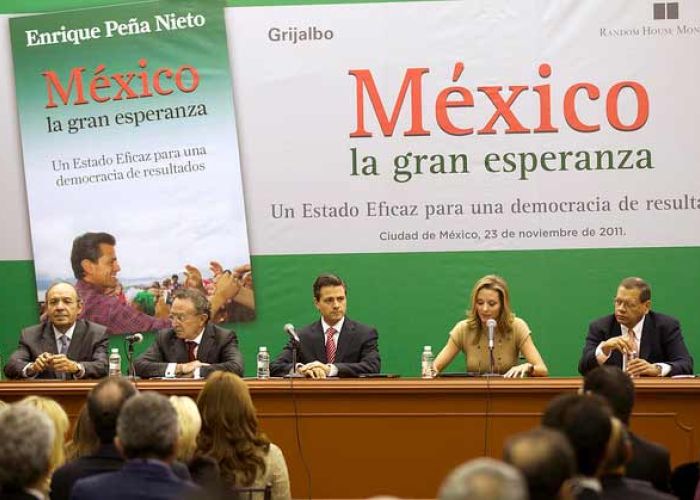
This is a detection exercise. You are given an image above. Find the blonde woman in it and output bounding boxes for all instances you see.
[434,275,548,378]
[17,395,69,493]
[196,372,291,499]
[169,395,201,463]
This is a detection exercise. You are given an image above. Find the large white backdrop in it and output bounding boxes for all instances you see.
[228,0,700,255]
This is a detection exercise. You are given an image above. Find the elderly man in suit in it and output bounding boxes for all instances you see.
[4,282,108,380]
[579,277,693,377]
[134,288,243,379]
[270,273,380,378]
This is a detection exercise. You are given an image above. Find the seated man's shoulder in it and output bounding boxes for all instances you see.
[82,319,108,335]
[648,310,680,327]
[344,318,378,337]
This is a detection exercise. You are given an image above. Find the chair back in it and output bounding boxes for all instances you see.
[231,482,272,500]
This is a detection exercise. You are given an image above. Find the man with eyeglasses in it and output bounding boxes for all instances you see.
[4,282,108,379]
[578,277,693,377]
[134,288,243,378]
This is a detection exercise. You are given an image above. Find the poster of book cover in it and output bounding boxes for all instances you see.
[10,0,255,332]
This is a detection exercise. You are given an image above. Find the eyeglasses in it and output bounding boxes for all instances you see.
[169,312,197,322]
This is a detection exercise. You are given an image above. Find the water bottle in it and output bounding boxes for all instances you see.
[257,346,270,379]
[109,348,122,376]
[421,345,434,379]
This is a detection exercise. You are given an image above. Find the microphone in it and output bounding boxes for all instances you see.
[125,333,143,344]
[486,319,496,350]
[284,323,300,342]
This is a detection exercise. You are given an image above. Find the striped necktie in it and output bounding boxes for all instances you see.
[325,327,337,364]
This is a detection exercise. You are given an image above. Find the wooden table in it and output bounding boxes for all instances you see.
[1,378,698,498]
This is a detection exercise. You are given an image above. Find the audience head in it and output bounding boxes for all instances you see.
[542,393,612,477]
[467,275,514,333]
[583,366,635,425]
[503,427,576,500]
[438,457,527,500]
[18,396,69,471]
[70,231,119,288]
[0,405,55,493]
[66,404,100,461]
[170,395,202,462]
[87,377,138,444]
[116,392,179,461]
[196,372,270,487]
[599,417,632,475]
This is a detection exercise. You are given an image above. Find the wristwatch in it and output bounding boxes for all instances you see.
[654,364,663,377]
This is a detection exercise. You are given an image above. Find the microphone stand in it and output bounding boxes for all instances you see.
[127,340,136,380]
[284,336,304,378]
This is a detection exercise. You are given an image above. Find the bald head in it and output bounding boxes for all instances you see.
[88,377,137,443]
[504,428,576,500]
[45,282,82,332]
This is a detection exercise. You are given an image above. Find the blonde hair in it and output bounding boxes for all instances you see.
[169,395,201,462]
[466,275,515,343]
[17,396,69,471]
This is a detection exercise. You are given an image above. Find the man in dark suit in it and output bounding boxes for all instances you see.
[583,366,671,493]
[50,377,137,500]
[4,282,108,380]
[270,273,380,378]
[578,277,693,377]
[134,288,243,378]
[71,393,198,500]
[51,378,191,500]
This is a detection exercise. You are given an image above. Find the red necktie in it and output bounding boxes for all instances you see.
[186,341,197,362]
[325,327,337,364]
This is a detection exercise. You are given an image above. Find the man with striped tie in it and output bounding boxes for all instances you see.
[4,282,108,379]
[271,273,381,378]
[578,276,693,377]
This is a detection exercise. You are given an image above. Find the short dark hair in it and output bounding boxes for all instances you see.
[542,393,612,477]
[619,277,651,302]
[117,392,178,460]
[312,273,346,300]
[87,377,137,444]
[583,366,635,425]
[173,288,210,321]
[70,232,116,280]
[504,427,576,500]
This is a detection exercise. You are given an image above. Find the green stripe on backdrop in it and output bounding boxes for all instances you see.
[2,247,699,378]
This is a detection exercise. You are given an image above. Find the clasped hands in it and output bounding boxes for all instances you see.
[296,361,332,379]
[601,336,660,377]
[29,352,80,376]
[175,360,210,378]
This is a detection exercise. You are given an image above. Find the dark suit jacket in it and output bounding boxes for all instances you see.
[578,311,693,376]
[270,317,380,377]
[134,324,243,378]
[51,444,190,500]
[4,320,108,380]
[600,474,675,499]
[626,432,671,493]
[70,460,197,500]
